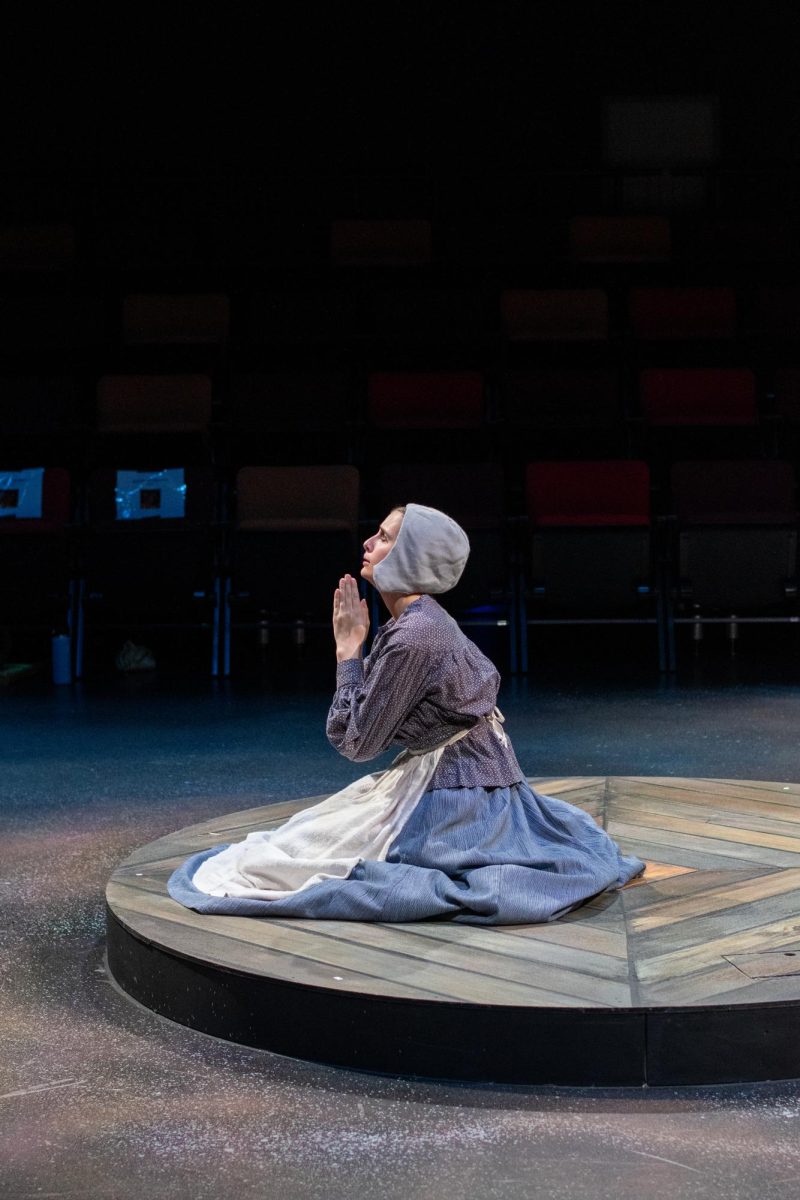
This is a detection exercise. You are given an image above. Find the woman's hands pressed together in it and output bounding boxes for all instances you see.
[333,574,370,662]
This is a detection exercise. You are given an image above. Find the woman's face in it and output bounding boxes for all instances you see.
[361,509,404,583]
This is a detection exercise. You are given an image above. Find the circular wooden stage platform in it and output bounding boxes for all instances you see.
[106,776,800,1086]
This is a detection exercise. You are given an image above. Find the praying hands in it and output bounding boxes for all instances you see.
[333,574,369,662]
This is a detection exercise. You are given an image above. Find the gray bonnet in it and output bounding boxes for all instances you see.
[372,503,470,595]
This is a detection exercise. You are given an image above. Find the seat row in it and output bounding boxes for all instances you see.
[5,367,800,470]
[6,286,800,352]
[1,459,798,679]
[2,216,800,272]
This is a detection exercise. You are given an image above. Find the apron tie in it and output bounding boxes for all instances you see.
[487,706,508,747]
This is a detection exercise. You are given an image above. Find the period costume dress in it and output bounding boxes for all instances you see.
[168,505,644,923]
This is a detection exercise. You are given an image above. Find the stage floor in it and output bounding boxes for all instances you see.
[106,776,800,1086]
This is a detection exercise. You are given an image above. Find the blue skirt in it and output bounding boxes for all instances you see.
[167,781,645,925]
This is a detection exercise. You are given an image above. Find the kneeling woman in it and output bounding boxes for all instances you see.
[169,504,644,923]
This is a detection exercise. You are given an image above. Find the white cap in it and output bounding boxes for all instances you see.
[372,503,470,595]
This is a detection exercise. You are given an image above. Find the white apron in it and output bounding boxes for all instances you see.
[192,709,507,901]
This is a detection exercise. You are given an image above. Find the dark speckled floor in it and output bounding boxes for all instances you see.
[3,632,800,1199]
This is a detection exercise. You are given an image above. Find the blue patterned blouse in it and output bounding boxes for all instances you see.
[326,595,524,790]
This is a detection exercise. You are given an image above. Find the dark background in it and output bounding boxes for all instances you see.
[2,4,798,191]
[3,2,800,676]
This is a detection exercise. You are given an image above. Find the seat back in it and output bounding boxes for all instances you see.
[527,460,650,527]
[377,461,504,529]
[640,368,757,426]
[0,467,73,620]
[0,376,84,466]
[0,223,76,271]
[96,375,213,433]
[525,461,652,614]
[367,372,484,429]
[671,461,798,610]
[235,465,359,532]
[569,216,670,263]
[232,465,361,616]
[671,460,797,525]
[84,466,217,604]
[0,466,70,530]
[501,289,609,341]
[88,466,215,526]
[629,288,736,339]
[122,294,230,345]
[331,220,432,267]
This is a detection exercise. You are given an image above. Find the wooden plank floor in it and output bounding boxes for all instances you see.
[107,776,800,1011]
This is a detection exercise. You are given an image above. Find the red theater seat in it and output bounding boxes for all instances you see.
[667,461,799,648]
[526,460,650,527]
[520,460,660,668]
[640,369,757,426]
[629,288,736,339]
[671,460,797,526]
[367,372,484,428]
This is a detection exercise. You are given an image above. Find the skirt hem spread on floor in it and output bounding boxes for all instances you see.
[167,780,645,926]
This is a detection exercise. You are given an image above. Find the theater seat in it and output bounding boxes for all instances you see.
[225,370,356,466]
[363,371,488,466]
[668,461,798,653]
[93,374,214,467]
[629,288,736,340]
[331,220,433,267]
[501,289,609,341]
[521,460,667,670]
[0,375,86,469]
[77,466,221,676]
[638,368,761,470]
[500,368,627,459]
[0,224,76,271]
[0,466,75,670]
[223,465,360,673]
[569,216,671,263]
[122,294,230,345]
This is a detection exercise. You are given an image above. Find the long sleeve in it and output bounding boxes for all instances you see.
[326,597,523,789]
[326,641,435,763]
